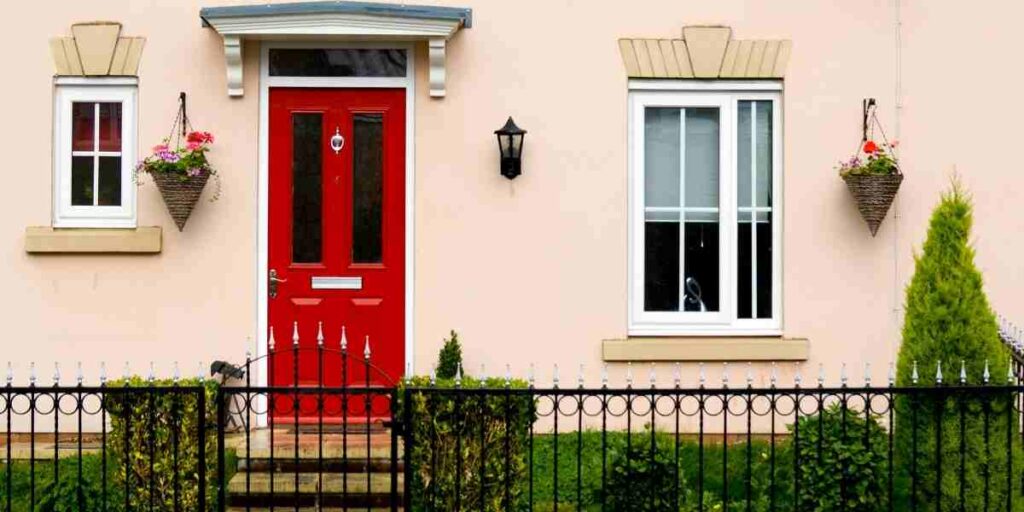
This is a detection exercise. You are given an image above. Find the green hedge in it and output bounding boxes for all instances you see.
[105,377,219,512]
[402,376,535,511]
[0,455,121,512]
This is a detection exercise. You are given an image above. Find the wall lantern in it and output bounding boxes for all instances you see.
[494,117,526,179]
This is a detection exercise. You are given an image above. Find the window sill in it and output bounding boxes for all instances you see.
[602,336,808,362]
[24,226,162,254]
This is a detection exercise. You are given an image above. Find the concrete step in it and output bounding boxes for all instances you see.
[239,456,403,473]
[226,472,402,508]
[226,431,400,460]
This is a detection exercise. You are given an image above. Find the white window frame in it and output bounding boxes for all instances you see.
[628,81,783,336]
[53,78,138,228]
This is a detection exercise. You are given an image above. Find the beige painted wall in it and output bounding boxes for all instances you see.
[3,0,1022,388]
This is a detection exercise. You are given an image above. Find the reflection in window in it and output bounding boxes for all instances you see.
[291,113,323,264]
[352,114,384,264]
[70,102,122,207]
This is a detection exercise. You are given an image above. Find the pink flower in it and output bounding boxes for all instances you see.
[187,167,204,177]
[187,141,202,151]
[152,143,169,153]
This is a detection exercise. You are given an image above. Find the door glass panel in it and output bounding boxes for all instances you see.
[71,156,93,205]
[352,113,384,264]
[97,156,121,206]
[292,113,323,264]
[98,103,122,152]
[269,49,407,77]
[72,103,94,151]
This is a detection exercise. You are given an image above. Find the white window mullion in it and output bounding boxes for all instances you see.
[749,101,758,318]
[677,108,687,312]
[92,103,100,206]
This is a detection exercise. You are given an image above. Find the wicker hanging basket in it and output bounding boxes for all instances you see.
[842,172,902,236]
[150,172,209,231]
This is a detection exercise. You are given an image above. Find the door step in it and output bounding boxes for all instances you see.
[226,472,402,508]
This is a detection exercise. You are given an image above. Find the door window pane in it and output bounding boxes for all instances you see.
[292,113,323,264]
[71,156,93,206]
[352,113,384,264]
[269,49,407,77]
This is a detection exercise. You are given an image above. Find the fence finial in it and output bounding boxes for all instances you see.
[817,363,825,387]
[341,326,348,351]
[864,362,871,387]
[317,321,324,347]
[626,362,634,388]
[148,362,155,383]
[649,363,657,389]
[674,362,682,388]
[429,365,436,386]
[911,360,919,384]
[76,362,83,385]
[770,362,778,388]
[268,326,276,351]
[840,362,848,387]
[363,336,371,360]
[935,360,943,384]
[292,321,300,347]
[746,362,753,388]
[197,361,205,382]
[722,362,729,389]
[1008,357,1015,383]
[5,362,12,386]
[100,362,107,385]
[552,364,560,388]
[579,363,585,389]
[173,361,180,383]
[505,364,512,388]
[53,362,60,385]
[699,363,706,387]
[601,363,609,388]
[794,363,802,388]
[959,360,967,384]
[29,362,36,386]
[888,362,895,386]
[983,359,991,384]
[528,363,535,388]
[480,364,487,388]
[455,363,462,387]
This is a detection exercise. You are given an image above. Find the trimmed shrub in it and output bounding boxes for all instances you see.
[790,405,888,512]
[105,377,219,511]
[605,438,679,512]
[894,183,1020,510]
[436,330,463,380]
[0,455,122,512]
[402,375,534,511]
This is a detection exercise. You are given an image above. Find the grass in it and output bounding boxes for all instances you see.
[527,431,795,512]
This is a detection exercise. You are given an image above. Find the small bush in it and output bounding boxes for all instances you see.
[436,330,463,380]
[790,405,888,512]
[605,438,679,512]
[402,375,534,511]
[105,377,219,511]
[0,455,122,512]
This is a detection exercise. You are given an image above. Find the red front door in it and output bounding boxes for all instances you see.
[268,88,405,403]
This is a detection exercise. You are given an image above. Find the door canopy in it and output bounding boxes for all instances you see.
[200,0,472,97]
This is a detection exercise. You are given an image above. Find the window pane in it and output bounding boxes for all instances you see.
[644,221,679,311]
[292,113,323,264]
[352,113,384,264]
[737,101,774,320]
[97,156,121,206]
[269,49,407,77]
[685,108,720,209]
[684,222,719,312]
[644,108,681,208]
[98,103,122,152]
[755,101,773,208]
[72,102,94,152]
[71,156,93,205]
[756,213,773,318]
[737,104,752,207]
[737,215,753,319]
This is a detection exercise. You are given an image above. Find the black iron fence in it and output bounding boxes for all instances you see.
[1,318,1024,511]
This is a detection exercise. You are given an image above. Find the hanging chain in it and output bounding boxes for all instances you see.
[851,98,901,174]
[166,92,193,149]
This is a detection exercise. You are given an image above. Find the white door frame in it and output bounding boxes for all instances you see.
[255,41,416,424]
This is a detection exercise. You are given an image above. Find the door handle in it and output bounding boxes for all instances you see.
[269,269,287,299]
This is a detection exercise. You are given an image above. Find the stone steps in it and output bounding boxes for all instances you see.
[226,472,402,508]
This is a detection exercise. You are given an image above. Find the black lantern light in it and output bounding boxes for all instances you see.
[494,117,526,179]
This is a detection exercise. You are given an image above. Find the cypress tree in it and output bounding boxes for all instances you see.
[895,182,1019,510]
[436,330,463,380]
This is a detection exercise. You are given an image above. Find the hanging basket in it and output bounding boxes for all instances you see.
[150,172,209,231]
[842,172,902,236]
